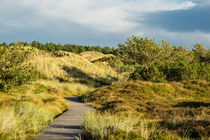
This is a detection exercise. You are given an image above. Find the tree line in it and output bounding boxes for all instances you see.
[0,41,120,55]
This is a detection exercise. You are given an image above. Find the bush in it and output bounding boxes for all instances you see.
[0,46,38,91]
[162,61,210,81]
[130,64,166,82]
[118,36,164,66]
[119,36,210,82]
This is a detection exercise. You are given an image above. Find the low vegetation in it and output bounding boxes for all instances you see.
[81,81,210,139]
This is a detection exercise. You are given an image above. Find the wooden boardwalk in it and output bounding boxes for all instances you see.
[33,96,95,140]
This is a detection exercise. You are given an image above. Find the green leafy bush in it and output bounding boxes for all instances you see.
[130,64,167,82]
[0,46,38,91]
[162,61,210,81]
[118,36,210,82]
[118,36,164,66]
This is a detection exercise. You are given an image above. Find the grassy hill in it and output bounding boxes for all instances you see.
[0,46,121,139]
[30,49,122,93]
[81,80,210,139]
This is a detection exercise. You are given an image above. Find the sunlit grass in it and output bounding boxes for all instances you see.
[82,112,157,140]
[36,79,95,95]
[0,103,54,140]
[30,50,119,86]
[0,83,69,139]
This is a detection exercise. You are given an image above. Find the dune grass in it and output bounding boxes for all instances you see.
[25,49,125,99]
[0,103,54,140]
[82,112,157,140]
[29,49,124,95]
[0,83,69,139]
[81,80,210,139]
[30,50,119,87]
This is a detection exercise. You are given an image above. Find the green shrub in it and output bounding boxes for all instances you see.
[118,36,164,67]
[130,64,166,82]
[0,46,38,91]
[162,61,210,81]
[119,36,209,82]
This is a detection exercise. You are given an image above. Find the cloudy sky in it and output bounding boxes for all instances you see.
[0,0,209,49]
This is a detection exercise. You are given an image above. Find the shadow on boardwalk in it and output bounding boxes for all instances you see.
[65,96,82,103]
[33,96,95,140]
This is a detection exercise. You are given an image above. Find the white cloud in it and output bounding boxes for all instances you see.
[6,0,196,32]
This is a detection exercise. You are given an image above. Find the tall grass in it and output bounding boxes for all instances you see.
[31,51,118,82]
[0,103,54,140]
[29,50,121,93]
[82,112,157,140]
[0,83,69,139]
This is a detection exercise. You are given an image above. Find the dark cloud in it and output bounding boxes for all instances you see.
[142,5,210,33]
